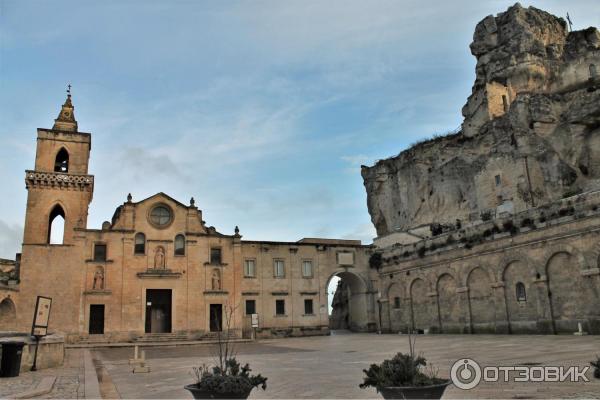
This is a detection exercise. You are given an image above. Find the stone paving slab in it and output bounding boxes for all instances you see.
[13,376,56,399]
[96,333,600,399]
[0,349,85,399]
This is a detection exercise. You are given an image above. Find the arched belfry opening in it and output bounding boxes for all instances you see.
[327,271,371,332]
[54,148,69,173]
[48,204,65,244]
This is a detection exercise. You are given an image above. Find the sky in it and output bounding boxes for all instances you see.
[0,0,598,260]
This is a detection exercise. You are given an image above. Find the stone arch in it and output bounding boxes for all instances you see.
[461,264,495,288]
[326,269,372,332]
[466,266,495,333]
[498,251,541,282]
[591,242,600,268]
[0,296,17,331]
[409,277,436,333]
[542,244,587,271]
[501,258,539,333]
[436,273,460,333]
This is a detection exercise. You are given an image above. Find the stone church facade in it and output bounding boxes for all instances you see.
[0,95,378,343]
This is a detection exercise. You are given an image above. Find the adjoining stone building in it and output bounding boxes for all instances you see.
[363,4,600,334]
[0,94,378,343]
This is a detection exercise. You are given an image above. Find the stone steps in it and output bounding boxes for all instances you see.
[134,333,189,342]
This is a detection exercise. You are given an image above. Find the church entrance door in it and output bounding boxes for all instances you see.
[89,304,105,334]
[210,304,223,332]
[145,289,172,333]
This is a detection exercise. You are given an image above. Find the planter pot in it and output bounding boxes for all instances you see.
[184,384,252,399]
[378,380,451,400]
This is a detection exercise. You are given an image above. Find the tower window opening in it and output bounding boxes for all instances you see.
[54,148,69,173]
[590,64,597,79]
[48,205,65,244]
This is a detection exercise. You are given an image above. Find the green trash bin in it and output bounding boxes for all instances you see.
[0,341,25,377]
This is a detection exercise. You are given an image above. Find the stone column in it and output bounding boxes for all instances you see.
[581,268,600,334]
[533,274,554,334]
[491,281,509,334]
[427,291,441,333]
[379,298,390,333]
[456,286,472,334]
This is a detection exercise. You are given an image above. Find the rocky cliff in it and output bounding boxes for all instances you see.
[362,3,600,237]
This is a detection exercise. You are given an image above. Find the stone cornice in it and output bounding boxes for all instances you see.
[25,170,94,191]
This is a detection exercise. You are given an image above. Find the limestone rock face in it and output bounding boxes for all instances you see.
[362,3,600,237]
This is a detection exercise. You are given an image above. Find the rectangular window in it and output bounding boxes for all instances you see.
[94,244,107,261]
[210,248,222,265]
[273,259,285,278]
[394,297,401,309]
[275,299,285,315]
[495,174,501,186]
[304,299,314,315]
[244,259,256,277]
[302,260,313,278]
[245,299,256,315]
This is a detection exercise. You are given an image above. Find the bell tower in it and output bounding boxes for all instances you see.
[22,91,94,245]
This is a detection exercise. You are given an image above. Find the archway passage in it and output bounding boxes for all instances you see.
[0,297,17,331]
[327,271,370,332]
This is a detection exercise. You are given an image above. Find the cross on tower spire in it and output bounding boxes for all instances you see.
[52,86,78,132]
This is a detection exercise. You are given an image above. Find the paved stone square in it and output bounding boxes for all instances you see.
[0,348,85,399]
[94,333,600,399]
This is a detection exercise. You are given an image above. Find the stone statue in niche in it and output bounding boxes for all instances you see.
[93,266,104,290]
[211,269,221,290]
[154,246,166,269]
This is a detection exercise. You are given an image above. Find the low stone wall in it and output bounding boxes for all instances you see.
[0,333,64,372]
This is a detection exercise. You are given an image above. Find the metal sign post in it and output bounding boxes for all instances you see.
[30,296,52,371]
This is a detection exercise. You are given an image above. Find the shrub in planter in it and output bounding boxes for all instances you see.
[186,359,267,399]
[185,304,267,399]
[359,335,450,400]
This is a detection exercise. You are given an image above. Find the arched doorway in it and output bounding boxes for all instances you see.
[0,297,17,331]
[326,270,371,332]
